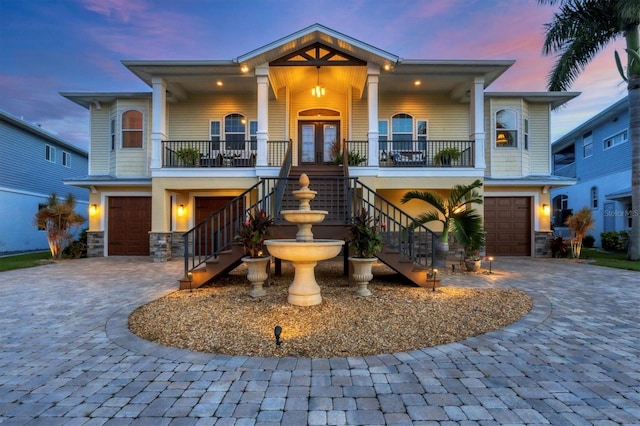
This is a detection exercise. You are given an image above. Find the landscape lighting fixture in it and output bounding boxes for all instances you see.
[488,257,494,274]
[432,268,438,291]
[274,325,282,346]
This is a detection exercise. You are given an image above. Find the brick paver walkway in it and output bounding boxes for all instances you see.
[0,256,638,425]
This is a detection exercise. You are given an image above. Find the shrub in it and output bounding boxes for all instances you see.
[600,231,629,252]
[582,234,595,248]
[550,236,569,258]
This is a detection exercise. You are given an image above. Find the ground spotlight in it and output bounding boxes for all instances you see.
[274,325,282,346]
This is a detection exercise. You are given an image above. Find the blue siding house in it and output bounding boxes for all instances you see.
[551,97,630,247]
[0,110,89,254]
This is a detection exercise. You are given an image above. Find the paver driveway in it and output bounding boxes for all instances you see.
[0,256,638,425]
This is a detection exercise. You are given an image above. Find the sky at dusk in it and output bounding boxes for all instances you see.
[0,0,628,152]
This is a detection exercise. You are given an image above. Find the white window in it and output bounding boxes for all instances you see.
[62,151,71,167]
[604,130,628,150]
[122,110,143,148]
[224,113,246,150]
[391,113,413,151]
[524,118,529,150]
[378,121,388,153]
[45,144,56,163]
[496,109,517,148]
[583,131,593,158]
[110,118,116,150]
[210,121,221,150]
[591,186,598,209]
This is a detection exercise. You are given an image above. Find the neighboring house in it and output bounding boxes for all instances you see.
[551,97,631,247]
[62,24,578,273]
[0,110,89,254]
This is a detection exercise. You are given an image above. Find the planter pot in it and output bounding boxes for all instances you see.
[434,240,449,268]
[242,256,271,297]
[349,257,376,297]
[464,259,481,272]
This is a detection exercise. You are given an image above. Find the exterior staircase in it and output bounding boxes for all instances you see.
[179,167,436,290]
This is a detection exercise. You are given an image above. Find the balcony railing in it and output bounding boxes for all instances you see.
[345,140,475,167]
[162,140,289,168]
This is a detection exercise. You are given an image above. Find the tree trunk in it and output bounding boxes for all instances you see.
[628,74,640,260]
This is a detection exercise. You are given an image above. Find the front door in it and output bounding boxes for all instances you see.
[299,121,339,165]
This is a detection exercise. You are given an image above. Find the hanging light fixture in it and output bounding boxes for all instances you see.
[311,66,325,98]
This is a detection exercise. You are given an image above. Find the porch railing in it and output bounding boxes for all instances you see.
[344,139,475,167]
[162,140,289,168]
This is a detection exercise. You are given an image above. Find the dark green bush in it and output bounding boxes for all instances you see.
[600,231,629,252]
[582,234,595,248]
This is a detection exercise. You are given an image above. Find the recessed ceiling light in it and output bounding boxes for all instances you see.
[216,81,223,86]
[414,80,421,86]
[240,65,249,73]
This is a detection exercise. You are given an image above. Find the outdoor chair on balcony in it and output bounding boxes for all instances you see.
[391,151,426,166]
[200,151,223,167]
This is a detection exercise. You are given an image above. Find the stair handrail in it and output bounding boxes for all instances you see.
[273,140,293,216]
[347,178,436,269]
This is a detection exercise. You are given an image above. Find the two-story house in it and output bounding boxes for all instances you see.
[551,97,630,247]
[62,24,577,286]
[0,110,88,254]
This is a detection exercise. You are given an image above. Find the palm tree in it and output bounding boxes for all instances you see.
[400,179,484,266]
[565,206,595,258]
[539,0,640,259]
[34,193,86,258]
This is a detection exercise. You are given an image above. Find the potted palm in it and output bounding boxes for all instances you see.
[400,179,483,267]
[434,147,461,166]
[234,209,274,297]
[347,208,385,296]
[452,209,486,272]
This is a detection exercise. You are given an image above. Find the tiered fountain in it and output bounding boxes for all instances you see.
[265,174,345,306]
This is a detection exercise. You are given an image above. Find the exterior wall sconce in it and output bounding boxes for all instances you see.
[542,204,550,215]
[90,204,98,215]
[178,204,185,216]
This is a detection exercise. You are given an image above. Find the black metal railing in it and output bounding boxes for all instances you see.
[346,179,436,268]
[376,140,475,167]
[162,140,289,168]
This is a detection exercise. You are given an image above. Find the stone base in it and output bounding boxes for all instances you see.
[86,231,104,257]
[150,232,172,262]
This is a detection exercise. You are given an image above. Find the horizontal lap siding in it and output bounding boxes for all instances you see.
[0,118,88,200]
[90,107,111,175]
[116,100,151,177]
[529,103,550,174]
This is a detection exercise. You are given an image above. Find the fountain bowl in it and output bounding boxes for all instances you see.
[280,210,328,225]
[265,239,344,262]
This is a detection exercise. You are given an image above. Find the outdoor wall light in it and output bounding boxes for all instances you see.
[90,204,98,215]
[274,325,282,346]
[542,204,550,215]
[178,204,185,216]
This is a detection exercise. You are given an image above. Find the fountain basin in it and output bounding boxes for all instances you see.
[265,239,344,261]
[280,210,328,224]
[265,239,345,306]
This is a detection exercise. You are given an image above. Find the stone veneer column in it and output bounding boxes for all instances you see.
[86,231,104,257]
[171,231,185,257]
[150,232,172,262]
[534,231,553,257]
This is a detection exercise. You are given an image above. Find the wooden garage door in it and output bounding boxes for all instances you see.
[108,197,152,256]
[485,197,531,256]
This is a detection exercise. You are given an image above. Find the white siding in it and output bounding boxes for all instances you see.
[528,103,551,174]
[90,106,111,175]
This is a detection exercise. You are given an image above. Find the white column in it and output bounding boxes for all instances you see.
[470,77,486,170]
[256,65,269,167]
[151,78,167,170]
[367,65,380,166]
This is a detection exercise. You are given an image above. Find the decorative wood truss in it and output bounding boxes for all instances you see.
[270,42,366,67]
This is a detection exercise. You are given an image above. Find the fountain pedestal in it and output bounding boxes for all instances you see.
[264,173,344,306]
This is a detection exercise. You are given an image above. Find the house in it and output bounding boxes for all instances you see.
[61,24,578,286]
[551,97,631,247]
[0,110,88,254]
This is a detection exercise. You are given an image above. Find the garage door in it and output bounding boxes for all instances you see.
[485,197,531,256]
[108,197,152,255]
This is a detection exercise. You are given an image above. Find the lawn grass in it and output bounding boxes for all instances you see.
[0,251,52,272]
[580,247,640,272]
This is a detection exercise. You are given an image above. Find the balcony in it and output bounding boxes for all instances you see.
[162,140,289,168]
[346,140,475,167]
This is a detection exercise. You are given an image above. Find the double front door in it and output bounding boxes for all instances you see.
[299,121,339,165]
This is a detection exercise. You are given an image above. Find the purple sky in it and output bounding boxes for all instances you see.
[0,0,628,152]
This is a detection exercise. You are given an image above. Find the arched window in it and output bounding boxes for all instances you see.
[391,113,413,151]
[496,109,517,148]
[122,110,143,148]
[225,113,246,150]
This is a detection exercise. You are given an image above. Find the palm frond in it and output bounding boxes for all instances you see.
[400,190,446,215]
